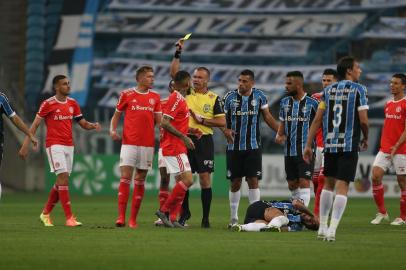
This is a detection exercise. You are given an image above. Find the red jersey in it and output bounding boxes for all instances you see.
[380,98,406,154]
[312,92,324,148]
[37,96,82,147]
[116,88,161,146]
[161,91,189,156]
[159,97,169,147]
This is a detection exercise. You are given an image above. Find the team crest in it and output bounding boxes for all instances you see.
[132,99,137,103]
[396,106,401,113]
[149,98,155,105]
[69,107,74,113]
[203,104,211,113]
[251,100,257,106]
[302,106,308,114]
[55,162,60,168]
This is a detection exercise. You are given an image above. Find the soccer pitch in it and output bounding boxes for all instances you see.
[0,194,405,270]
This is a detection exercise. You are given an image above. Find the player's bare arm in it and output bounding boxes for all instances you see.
[109,111,122,140]
[292,199,314,217]
[220,127,235,144]
[275,122,286,145]
[261,107,279,132]
[358,109,369,151]
[154,112,162,126]
[390,119,406,158]
[18,116,43,160]
[10,114,38,149]
[78,119,101,131]
[303,105,325,163]
[161,115,195,150]
[170,38,184,79]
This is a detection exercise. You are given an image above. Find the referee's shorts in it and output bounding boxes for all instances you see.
[187,134,214,174]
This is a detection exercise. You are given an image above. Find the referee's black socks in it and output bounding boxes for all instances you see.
[201,188,212,223]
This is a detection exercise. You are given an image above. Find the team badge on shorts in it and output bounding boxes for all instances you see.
[55,162,60,168]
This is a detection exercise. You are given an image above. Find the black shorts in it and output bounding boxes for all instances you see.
[187,135,214,174]
[243,201,268,224]
[324,151,358,182]
[226,149,262,180]
[284,156,313,181]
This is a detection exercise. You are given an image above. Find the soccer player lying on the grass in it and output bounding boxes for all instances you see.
[230,199,319,232]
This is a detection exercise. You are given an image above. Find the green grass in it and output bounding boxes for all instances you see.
[0,194,405,270]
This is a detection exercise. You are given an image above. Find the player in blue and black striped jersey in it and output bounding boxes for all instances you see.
[229,198,319,232]
[0,92,38,166]
[0,92,37,198]
[222,69,279,227]
[303,56,369,242]
[276,71,318,208]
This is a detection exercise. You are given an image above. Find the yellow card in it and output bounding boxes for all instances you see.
[183,33,192,40]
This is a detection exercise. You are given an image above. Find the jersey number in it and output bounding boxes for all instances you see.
[332,104,343,128]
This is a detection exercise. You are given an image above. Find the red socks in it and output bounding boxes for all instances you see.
[43,184,59,215]
[117,178,131,219]
[312,171,320,196]
[129,180,145,224]
[57,185,72,219]
[372,184,387,214]
[159,189,170,209]
[400,190,406,220]
[161,181,188,221]
[314,174,324,217]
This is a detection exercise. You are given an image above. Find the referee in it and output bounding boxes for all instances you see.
[170,39,226,228]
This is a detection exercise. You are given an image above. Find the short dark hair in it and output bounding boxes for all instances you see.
[323,68,338,79]
[135,65,153,81]
[52,75,67,86]
[337,56,356,80]
[240,69,255,80]
[393,73,406,85]
[286,71,304,79]
[196,67,210,79]
[174,70,191,84]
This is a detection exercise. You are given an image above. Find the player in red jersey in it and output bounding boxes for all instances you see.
[154,81,174,226]
[312,69,338,217]
[19,75,101,227]
[110,66,162,228]
[155,70,197,228]
[370,73,406,226]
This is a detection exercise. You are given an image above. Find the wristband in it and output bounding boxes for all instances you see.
[174,50,181,59]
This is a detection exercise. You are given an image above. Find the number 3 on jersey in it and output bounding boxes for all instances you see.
[332,104,343,128]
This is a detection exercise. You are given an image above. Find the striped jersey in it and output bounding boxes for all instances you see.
[279,94,318,156]
[223,88,268,150]
[321,80,368,153]
[0,92,16,142]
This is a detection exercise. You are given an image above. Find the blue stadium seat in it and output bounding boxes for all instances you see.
[28,4,45,16]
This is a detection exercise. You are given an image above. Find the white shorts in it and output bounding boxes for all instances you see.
[119,145,154,170]
[373,151,406,175]
[163,154,191,175]
[158,148,166,168]
[314,147,324,172]
[46,145,74,175]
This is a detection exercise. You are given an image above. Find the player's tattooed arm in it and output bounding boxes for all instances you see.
[161,115,195,150]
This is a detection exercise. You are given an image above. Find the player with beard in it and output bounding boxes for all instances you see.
[276,71,318,207]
